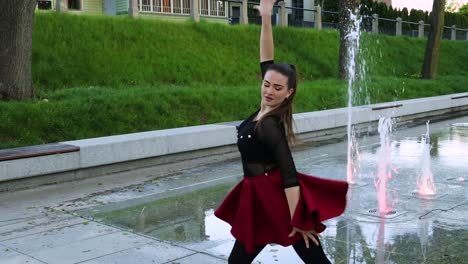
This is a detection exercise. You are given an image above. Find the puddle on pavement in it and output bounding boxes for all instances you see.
[92,182,235,242]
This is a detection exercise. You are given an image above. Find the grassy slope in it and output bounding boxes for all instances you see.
[32,13,468,90]
[0,13,467,149]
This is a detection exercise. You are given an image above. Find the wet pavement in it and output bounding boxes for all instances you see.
[1,116,468,264]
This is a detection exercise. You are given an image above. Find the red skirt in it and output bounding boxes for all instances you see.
[214,169,348,253]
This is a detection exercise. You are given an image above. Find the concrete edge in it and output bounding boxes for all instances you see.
[1,92,468,184]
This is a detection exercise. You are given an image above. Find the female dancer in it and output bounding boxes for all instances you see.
[215,0,349,263]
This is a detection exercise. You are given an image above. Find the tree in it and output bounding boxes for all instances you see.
[0,0,36,100]
[445,0,464,12]
[459,4,468,16]
[422,0,446,79]
[339,0,360,80]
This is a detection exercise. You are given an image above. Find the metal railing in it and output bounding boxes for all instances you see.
[220,1,468,41]
[138,0,227,17]
[47,0,468,40]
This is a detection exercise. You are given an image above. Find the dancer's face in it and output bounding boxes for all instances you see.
[261,70,293,108]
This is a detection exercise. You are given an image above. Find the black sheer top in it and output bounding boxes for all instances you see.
[236,61,299,189]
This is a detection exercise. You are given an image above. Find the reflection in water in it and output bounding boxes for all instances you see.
[94,183,234,242]
[429,134,440,157]
[450,123,468,142]
[376,218,386,264]
[332,217,395,264]
[330,215,468,263]
[135,206,146,232]
[334,220,350,263]
[418,218,430,262]
[205,209,232,241]
[388,224,468,263]
[436,125,468,170]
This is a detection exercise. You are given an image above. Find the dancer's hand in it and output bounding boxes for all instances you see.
[254,0,276,17]
[288,227,320,248]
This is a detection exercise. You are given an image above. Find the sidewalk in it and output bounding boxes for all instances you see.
[0,161,232,264]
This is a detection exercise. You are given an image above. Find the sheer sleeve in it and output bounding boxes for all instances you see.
[260,60,274,79]
[258,116,299,188]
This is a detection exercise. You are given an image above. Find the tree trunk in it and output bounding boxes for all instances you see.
[339,0,360,80]
[0,0,36,100]
[422,0,445,79]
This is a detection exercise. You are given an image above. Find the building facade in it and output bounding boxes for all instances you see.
[37,0,231,22]
[37,0,318,25]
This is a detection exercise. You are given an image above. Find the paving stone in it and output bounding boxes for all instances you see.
[3,221,118,253]
[0,215,86,241]
[79,241,195,264]
[28,232,154,264]
[0,214,84,242]
[170,253,226,264]
[0,244,45,264]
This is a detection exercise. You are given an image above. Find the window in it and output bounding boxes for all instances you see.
[68,0,81,10]
[182,0,191,14]
[173,0,182,14]
[200,0,225,17]
[200,0,208,15]
[37,0,52,10]
[153,0,161,12]
[147,0,191,14]
[291,0,303,21]
[141,0,151,11]
[162,0,170,13]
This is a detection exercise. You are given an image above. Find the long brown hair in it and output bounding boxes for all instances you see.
[256,63,298,144]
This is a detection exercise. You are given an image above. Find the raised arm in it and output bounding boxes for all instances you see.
[257,0,275,62]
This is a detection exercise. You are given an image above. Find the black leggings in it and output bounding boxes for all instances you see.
[228,238,331,264]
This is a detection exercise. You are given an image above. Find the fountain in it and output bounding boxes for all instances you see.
[341,6,401,216]
[376,117,394,214]
[345,9,363,185]
[417,121,437,196]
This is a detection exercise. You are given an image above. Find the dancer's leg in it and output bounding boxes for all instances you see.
[292,236,331,264]
[228,240,266,264]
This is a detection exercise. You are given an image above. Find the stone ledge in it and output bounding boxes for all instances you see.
[1,152,80,182]
[62,124,237,168]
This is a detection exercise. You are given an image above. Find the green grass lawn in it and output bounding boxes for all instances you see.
[1,13,467,149]
[32,13,468,91]
[2,76,467,149]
